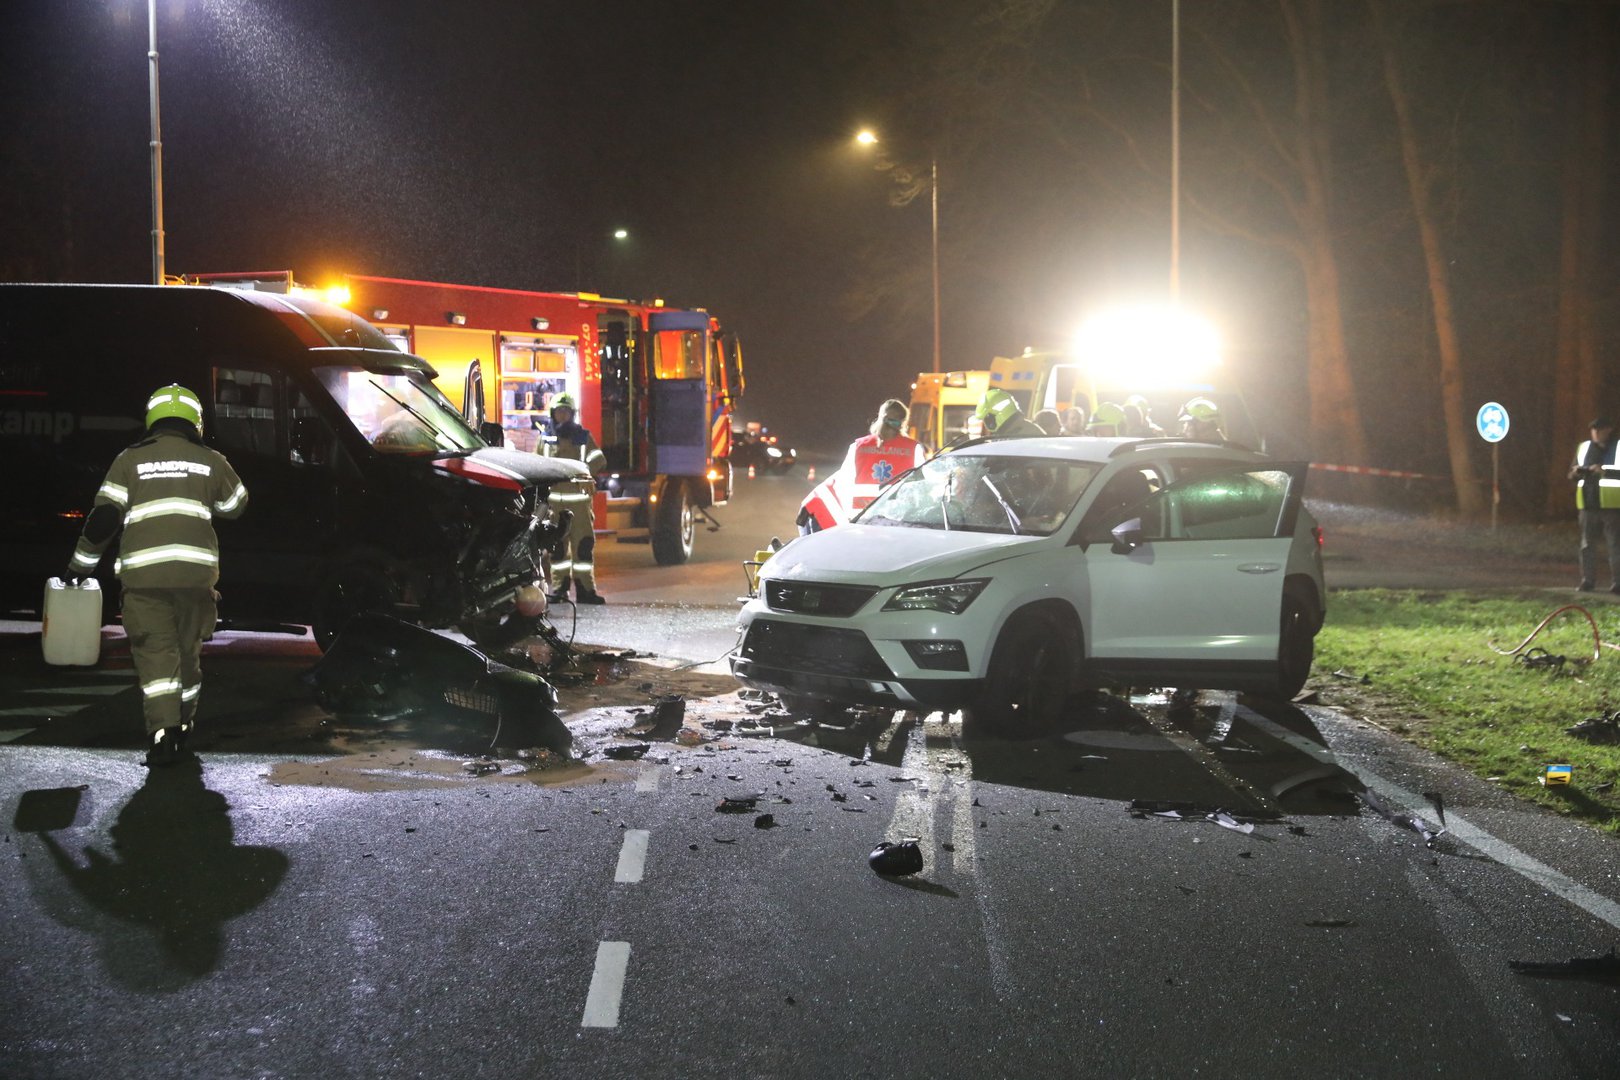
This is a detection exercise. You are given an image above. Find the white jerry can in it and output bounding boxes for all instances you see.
[42,577,104,666]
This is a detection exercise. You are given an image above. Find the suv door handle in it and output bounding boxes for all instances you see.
[1237,563,1280,574]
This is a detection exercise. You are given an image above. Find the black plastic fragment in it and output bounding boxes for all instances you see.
[868,839,924,876]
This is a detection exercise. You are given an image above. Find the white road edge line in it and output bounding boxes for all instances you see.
[614,829,650,884]
[581,941,631,1029]
[1240,705,1620,932]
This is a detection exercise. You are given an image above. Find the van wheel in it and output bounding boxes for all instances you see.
[312,566,398,651]
[652,480,695,565]
[1271,588,1318,700]
[965,608,1077,738]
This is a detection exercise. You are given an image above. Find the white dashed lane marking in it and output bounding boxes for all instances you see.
[614,830,650,884]
[581,941,632,1029]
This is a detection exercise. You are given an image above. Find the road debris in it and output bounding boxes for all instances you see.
[1565,710,1620,743]
[602,743,651,761]
[305,613,571,753]
[1508,948,1620,981]
[868,839,924,876]
[1360,790,1446,847]
[1331,668,1372,684]
[631,694,686,739]
[754,813,777,829]
[1305,920,1357,928]
[461,757,500,776]
[716,796,758,814]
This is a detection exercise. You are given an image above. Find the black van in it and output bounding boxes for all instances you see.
[0,284,583,646]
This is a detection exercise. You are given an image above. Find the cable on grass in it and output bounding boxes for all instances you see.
[1487,604,1620,667]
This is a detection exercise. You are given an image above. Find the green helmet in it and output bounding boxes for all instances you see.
[145,384,203,432]
[974,388,1022,433]
[1088,401,1126,434]
[1178,396,1221,424]
[550,392,577,413]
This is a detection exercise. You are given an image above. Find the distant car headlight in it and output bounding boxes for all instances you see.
[766,446,783,458]
[882,579,988,614]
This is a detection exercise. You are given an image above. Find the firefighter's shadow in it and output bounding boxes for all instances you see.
[35,758,288,993]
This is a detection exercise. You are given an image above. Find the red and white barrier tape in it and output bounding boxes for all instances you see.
[1309,462,1448,482]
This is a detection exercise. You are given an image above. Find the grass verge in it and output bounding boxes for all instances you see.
[1314,589,1620,835]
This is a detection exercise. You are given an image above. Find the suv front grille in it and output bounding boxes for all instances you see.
[764,581,877,618]
[740,618,892,680]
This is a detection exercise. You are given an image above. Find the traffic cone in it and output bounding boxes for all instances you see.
[806,465,816,481]
[747,464,756,479]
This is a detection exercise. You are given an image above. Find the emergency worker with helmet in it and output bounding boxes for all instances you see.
[1178,397,1227,444]
[975,388,1046,439]
[1086,401,1127,437]
[537,392,608,604]
[66,384,249,767]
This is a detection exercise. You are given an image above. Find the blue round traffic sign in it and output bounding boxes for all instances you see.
[1476,401,1509,443]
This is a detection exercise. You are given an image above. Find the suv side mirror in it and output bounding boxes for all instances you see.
[479,421,505,447]
[1109,518,1144,554]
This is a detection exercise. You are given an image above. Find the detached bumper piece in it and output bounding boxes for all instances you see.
[304,614,571,754]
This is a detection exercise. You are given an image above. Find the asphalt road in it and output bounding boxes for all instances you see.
[3,466,1619,1078]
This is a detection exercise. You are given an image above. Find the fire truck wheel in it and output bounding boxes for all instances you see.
[312,564,399,651]
[652,480,696,565]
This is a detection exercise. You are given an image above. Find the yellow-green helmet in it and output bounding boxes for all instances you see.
[974,387,1022,433]
[1088,401,1127,433]
[145,384,203,432]
[1178,396,1221,424]
[550,392,577,413]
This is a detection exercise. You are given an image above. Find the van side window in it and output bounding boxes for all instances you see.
[289,385,335,467]
[211,366,277,458]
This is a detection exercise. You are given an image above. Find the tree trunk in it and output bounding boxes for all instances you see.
[1371,1,1486,518]
[1286,0,1370,471]
[1546,6,1612,515]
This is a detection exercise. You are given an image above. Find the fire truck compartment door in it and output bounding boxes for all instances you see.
[652,379,707,476]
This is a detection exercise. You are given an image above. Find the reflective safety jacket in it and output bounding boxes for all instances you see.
[1574,439,1620,510]
[840,434,925,512]
[70,429,248,588]
[540,421,605,519]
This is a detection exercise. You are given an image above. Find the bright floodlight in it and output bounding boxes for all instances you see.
[1074,305,1220,387]
[613,228,629,240]
[855,129,878,146]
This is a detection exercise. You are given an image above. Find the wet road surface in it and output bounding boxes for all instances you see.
[3,472,1619,1077]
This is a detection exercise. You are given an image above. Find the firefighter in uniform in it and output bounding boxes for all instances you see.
[839,399,926,516]
[1178,397,1227,443]
[974,388,1046,439]
[1570,416,1620,593]
[538,392,607,604]
[66,385,248,767]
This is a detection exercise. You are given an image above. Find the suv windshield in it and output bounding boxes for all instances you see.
[315,367,484,456]
[860,454,1100,536]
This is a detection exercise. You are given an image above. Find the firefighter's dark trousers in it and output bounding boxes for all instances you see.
[122,587,217,736]
[549,517,598,595]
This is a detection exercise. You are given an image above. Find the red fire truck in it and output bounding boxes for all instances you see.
[189,272,744,564]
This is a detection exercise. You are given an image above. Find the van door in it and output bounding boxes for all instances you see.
[206,363,340,611]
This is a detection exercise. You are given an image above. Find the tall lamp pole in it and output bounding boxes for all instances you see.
[1170,0,1181,307]
[930,157,940,374]
[147,0,166,284]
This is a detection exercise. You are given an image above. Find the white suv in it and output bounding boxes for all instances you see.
[733,437,1325,736]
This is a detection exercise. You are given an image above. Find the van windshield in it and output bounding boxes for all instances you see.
[314,367,484,456]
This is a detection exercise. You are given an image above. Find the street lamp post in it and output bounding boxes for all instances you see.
[147,0,166,284]
[856,130,941,374]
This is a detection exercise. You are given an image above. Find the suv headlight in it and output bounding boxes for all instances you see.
[882,579,988,614]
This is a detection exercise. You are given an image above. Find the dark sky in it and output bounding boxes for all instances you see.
[4,1,1615,481]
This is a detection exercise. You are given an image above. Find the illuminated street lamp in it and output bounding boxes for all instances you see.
[855,130,941,375]
[146,0,166,284]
